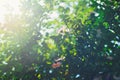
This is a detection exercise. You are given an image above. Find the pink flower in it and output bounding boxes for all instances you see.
[52,62,61,68]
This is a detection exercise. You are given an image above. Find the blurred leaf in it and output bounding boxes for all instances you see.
[45,38,56,50]
[37,74,41,79]
[103,22,109,29]
[46,61,51,64]
[5,55,12,62]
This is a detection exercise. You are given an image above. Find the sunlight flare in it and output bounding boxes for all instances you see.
[0,0,21,23]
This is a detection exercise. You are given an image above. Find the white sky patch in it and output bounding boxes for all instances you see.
[75,74,80,78]
[38,0,45,6]
[39,27,55,36]
[69,7,74,14]
[97,6,100,9]
[0,0,21,23]
[49,70,53,74]
[111,40,114,43]
[12,67,15,71]
[2,61,8,65]
[92,12,99,17]
[116,36,119,39]
[94,12,99,17]
[59,2,68,8]
[48,11,59,20]
[74,1,78,5]
[111,40,120,46]
[96,0,101,4]
[115,41,120,46]
[43,11,60,23]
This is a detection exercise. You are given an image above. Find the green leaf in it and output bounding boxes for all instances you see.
[103,22,109,29]
[5,55,12,62]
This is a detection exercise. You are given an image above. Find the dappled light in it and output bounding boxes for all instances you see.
[0,0,120,80]
[0,0,21,23]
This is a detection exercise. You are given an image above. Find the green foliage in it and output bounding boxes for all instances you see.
[0,0,120,80]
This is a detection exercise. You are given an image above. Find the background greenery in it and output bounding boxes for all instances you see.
[0,0,120,80]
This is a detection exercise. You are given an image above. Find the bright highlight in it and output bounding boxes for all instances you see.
[0,0,21,23]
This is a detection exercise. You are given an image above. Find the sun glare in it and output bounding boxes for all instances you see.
[0,0,21,23]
